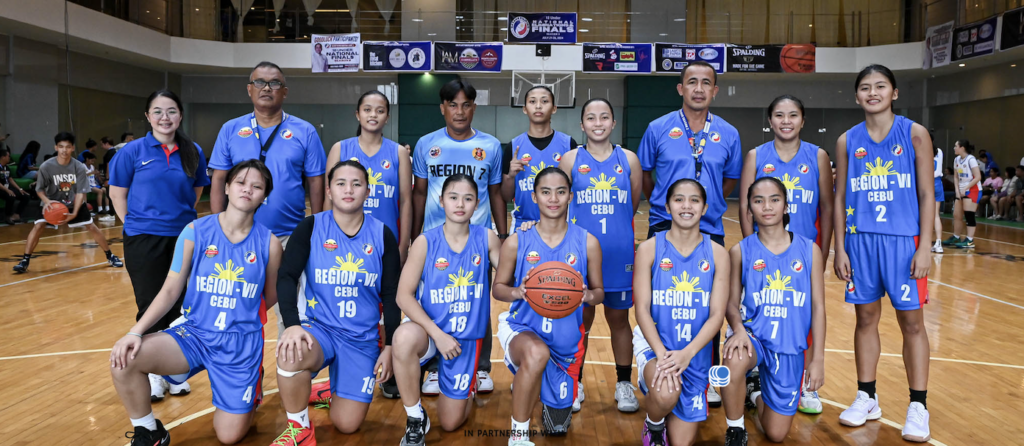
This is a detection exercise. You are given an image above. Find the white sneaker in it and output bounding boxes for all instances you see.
[477,370,494,393]
[839,391,882,426]
[508,438,535,446]
[149,374,169,402]
[614,381,639,412]
[572,382,584,412]
[901,402,931,442]
[169,380,191,396]
[798,390,823,414]
[421,371,439,396]
[931,242,944,253]
[707,385,722,407]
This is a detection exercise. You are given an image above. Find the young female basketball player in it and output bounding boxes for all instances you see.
[833,64,934,442]
[110,159,282,446]
[494,167,604,446]
[558,98,642,413]
[944,140,982,249]
[932,143,945,253]
[502,86,577,229]
[271,160,402,445]
[631,178,729,446]
[391,174,502,445]
[737,94,833,414]
[722,177,826,446]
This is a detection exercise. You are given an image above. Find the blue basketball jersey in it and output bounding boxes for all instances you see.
[844,116,920,236]
[507,223,589,358]
[568,145,634,292]
[336,137,402,238]
[183,214,272,334]
[302,212,385,342]
[417,224,492,340]
[754,141,821,243]
[649,232,715,354]
[510,131,572,222]
[739,233,814,355]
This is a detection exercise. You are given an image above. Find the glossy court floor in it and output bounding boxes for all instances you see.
[1,200,1022,446]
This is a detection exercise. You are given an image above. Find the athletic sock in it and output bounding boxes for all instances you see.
[21,253,30,261]
[858,380,877,399]
[105,250,113,259]
[615,365,631,383]
[645,415,664,426]
[287,408,310,428]
[726,416,745,428]
[511,417,530,440]
[130,412,158,431]
[909,389,927,409]
[404,400,424,419]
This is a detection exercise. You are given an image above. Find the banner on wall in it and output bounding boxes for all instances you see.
[923,21,955,69]
[1000,6,1024,51]
[655,43,727,74]
[311,33,361,73]
[952,16,998,61]
[727,44,816,73]
[363,41,432,71]
[582,43,653,73]
[506,12,577,44]
[433,42,503,72]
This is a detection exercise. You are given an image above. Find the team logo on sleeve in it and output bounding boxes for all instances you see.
[710,132,721,143]
[521,153,532,162]
[362,244,374,255]
[473,148,486,161]
[429,146,442,158]
[846,281,856,293]
[614,164,624,174]
[434,257,450,271]
[669,127,684,139]
[565,253,578,266]
[553,152,562,162]
[698,259,711,273]
[659,258,673,271]
[381,159,392,169]
[798,164,810,174]
[891,144,904,156]
[790,259,804,273]
[854,147,868,159]
[752,259,766,272]
[323,239,338,251]
[237,127,253,138]
[204,245,219,258]
[245,251,257,264]
[762,164,776,174]
[472,254,482,266]
[577,164,591,174]
[281,129,294,140]
[526,251,541,264]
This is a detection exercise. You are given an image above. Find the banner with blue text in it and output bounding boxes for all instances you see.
[582,43,653,73]
[655,43,727,74]
[506,12,577,44]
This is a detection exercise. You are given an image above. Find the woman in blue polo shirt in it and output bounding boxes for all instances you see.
[109,89,211,401]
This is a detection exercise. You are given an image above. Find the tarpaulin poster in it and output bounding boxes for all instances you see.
[311,33,361,73]
[363,41,432,71]
[582,43,653,73]
[434,42,503,72]
[923,21,955,68]
[952,16,998,61]
[655,43,727,74]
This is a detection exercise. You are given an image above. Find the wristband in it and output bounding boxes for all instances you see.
[127,332,143,338]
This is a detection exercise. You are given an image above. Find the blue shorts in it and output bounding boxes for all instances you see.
[304,321,380,404]
[499,320,583,410]
[844,232,929,311]
[748,333,804,417]
[637,348,710,423]
[934,179,944,203]
[418,337,483,400]
[164,325,264,414]
[585,290,633,310]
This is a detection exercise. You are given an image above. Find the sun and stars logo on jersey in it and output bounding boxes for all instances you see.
[367,168,384,186]
[765,270,796,291]
[445,268,476,288]
[434,257,450,271]
[779,173,804,191]
[529,162,549,180]
[671,271,703,292]
[330,253,367,277]
[863,157,898,177]
[210,259,246,283]
[588,173,619,190]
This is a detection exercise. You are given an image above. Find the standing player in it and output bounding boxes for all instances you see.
[722,177,826,446]
[412,78,504,394]
[494,167,604,445]
[271,161,401,445]
[631,178,729,446]
[392,174,502,445]
[932,142,945,253]
[834,65,934,442]
[110,160,281,446]
[502,85,578,229]
[12,132,123,273]
[943,140,982,249]
[559,98,642,413]
[737,94,833,414]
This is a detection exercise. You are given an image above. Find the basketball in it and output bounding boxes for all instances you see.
[523,261,584,319]
[44,202,69,225]
[780,44,816,73]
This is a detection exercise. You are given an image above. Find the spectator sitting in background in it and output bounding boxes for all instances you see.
[17,141,41,180]
[981,167,1003,212]
[992,166,1021,221]
[0,147,31,225]
[979,152,998,173]
[77,138,99,163]
[1015,166,1024,223]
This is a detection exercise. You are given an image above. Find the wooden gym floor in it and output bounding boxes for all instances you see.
[2,200,1023,446]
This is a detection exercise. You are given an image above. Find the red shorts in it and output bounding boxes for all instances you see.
[963,184,981,203]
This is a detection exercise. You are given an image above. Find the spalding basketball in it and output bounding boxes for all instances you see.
[44,202,69,225]
[523,261,585,319]
[780,44,815,73]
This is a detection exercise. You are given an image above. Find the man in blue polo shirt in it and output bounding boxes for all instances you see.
[208,61,326,338]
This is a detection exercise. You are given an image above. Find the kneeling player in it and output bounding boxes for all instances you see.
[632,178,729,446]
[110,160,281,445]
[722,177,826,445]
[494,167,604,446]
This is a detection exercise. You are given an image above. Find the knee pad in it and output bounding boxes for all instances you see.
[965,211,977,227]
[276,366,303,378]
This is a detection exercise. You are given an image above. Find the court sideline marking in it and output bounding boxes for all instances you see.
[0,261,108,288]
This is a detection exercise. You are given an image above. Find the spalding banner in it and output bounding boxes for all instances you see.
[655,43,727,74]
[727,44,816,73]
[433,42,503,72]
[506,12,577,44]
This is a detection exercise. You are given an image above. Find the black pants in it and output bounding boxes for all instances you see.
[125,234,186,334]
[646,219,724,366]
[2,192,30,218]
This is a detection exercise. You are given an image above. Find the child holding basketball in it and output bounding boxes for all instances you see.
[559,98,642,413]
[834,64,934,442]
[631,178,729,446]
[271,160,402,445]
[110,159,282,446]
[391,173,501,445]
[494,167,604,445]
[721,177,826,446]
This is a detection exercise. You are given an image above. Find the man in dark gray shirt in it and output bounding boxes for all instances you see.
[13,132,123,273]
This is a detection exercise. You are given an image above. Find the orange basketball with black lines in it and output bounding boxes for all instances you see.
[523,261,584,319]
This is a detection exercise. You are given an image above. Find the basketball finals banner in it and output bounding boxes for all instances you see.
[727,44,816,73]
[952,16,998,61]
[582,43,653,73]
[506,12,577,44]
[434,42,503,72]
[363,41,432,72]
[655,43,727,74]
[310,33,360,73]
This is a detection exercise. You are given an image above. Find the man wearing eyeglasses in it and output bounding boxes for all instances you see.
[208,61,326,337]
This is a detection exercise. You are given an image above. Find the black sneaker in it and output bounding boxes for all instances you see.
[542,403,572,435]
[400,415,429,446]
[380,375,400,399]
[746,374,761,409]
[725,426,748,446]
[125,419,170,446]
[109,255,124,268]
[642,419,667,446]
[12,258,29,273]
